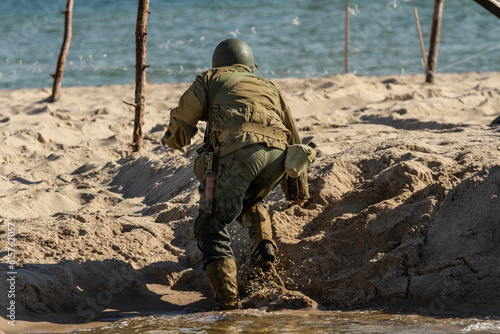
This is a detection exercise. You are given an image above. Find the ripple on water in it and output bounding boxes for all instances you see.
[74,309,500,334]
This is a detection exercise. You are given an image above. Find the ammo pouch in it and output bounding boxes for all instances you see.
[280,172,309,201]
[194,152,209,183]
[284,143,317,178]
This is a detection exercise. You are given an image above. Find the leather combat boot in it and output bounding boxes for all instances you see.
[238,205,278,268]
[251,240,276,269]
[206,258,242,310]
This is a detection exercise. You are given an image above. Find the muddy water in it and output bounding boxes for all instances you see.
[75,309,500,334]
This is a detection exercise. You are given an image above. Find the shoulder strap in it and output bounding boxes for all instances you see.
[207,66,280,108]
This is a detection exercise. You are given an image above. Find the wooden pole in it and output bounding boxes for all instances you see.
[50,0,74,102]
[413,7,428,72]
[426,0,445,84]
[345,3,349,74]
[131,0,150,152]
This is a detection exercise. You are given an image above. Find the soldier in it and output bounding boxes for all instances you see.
[161,39,309,310]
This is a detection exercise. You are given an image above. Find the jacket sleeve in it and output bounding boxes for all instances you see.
[277,87,310,201]
[162,81,206,150]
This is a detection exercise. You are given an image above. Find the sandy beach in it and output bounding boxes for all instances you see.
[1,71,500,332]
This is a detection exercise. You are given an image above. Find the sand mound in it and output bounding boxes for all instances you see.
[1,72,500,330]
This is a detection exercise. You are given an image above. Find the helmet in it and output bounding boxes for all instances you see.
[212,39,256,70]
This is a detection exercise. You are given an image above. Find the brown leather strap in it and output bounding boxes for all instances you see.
[213,145,220,173]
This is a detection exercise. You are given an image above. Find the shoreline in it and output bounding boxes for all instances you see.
[1,69,498,91]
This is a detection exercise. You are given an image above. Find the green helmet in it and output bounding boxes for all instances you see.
[212,39,256,70]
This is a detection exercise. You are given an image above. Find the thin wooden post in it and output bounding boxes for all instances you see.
[131,0,150,152]
[413,7,428,72]
[426,0,445,84]
[345,3,349,74]
[50,0,74,102]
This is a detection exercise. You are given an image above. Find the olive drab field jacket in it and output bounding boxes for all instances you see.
[163,64,309,200]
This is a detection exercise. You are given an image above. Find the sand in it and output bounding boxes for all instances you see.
[1,71,500,332]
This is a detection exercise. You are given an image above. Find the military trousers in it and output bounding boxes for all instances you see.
[194,143,286,265]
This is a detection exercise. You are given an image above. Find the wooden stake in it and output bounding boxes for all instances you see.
[345,3,349,74]
[413,7,428,72]
[131,0,150,152]
[426,0,445,84]
[50,0,74,102]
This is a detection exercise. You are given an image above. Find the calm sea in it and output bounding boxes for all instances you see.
[0,0,499,90]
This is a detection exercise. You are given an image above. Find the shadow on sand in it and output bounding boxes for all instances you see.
[0,259,214,331]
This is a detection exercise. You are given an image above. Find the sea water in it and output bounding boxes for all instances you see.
[1,0,499,90]
[74,309,500,334]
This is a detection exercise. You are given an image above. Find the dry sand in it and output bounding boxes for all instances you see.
[1,71,500,332]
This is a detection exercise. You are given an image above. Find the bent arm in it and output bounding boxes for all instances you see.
[162,85,205,149]
[277,87,310,201]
